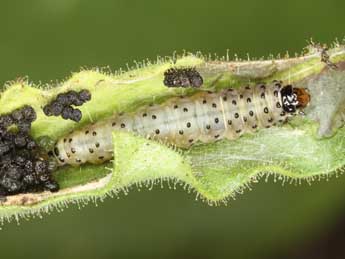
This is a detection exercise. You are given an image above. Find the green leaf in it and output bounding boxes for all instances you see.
[1,45,345,222]
[112,131,193,190]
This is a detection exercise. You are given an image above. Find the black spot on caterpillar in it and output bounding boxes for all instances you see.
[43,89,91,122]
[163,67,203,88]
[53,82,310,166]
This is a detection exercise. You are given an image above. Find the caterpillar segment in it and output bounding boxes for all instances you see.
[53,82,310,166]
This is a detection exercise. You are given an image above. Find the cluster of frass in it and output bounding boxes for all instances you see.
[0,106,59,197]
[43,90,91,122]
[163,67,203,88]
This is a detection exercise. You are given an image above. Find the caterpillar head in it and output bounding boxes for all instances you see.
[281,85,310,113]
[293,87,311,109]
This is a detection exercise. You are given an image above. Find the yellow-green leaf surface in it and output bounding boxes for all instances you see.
[0,45,345,222]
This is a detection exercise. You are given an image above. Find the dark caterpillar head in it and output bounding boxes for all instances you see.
[281,85,310,113]
[163,67,203,88]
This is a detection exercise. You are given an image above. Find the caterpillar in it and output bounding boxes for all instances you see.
[52,81,310,166]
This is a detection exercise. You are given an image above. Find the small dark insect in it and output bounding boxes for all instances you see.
[321,48,338,69]
[163,67,203,88]
[315,44,338,69]
[43,89,92,122]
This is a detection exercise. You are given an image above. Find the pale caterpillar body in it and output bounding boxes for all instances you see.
[53,81,310,166]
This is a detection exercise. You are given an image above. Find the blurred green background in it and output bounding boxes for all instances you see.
[1,0,345,258]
